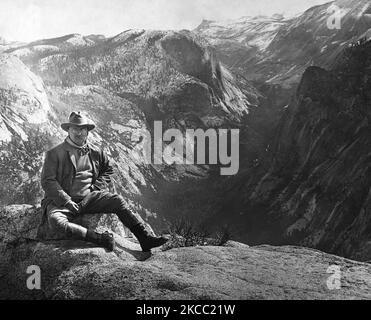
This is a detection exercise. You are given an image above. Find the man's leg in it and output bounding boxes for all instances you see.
[80,191,169,251]
[47,204,114,251]
[79,191,141,229]
[47,206,87,238]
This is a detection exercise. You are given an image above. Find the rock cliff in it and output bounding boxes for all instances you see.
[209,38,371,262]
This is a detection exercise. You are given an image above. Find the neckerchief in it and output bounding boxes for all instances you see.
[65,136,90,156]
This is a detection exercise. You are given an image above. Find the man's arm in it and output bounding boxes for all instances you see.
[41,150,72,207]
[91,149,114,191]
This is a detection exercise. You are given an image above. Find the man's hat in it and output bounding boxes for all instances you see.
[61,112,95,132]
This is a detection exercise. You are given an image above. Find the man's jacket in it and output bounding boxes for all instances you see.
[40,140,113,213]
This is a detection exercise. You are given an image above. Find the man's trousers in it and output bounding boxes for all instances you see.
[46,191,141,239]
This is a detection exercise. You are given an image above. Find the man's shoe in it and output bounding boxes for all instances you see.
[130,223,169,252]
[85,230,115,252]
[100,231,115,252]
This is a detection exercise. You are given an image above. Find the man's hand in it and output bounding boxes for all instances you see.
[65,200,80,216]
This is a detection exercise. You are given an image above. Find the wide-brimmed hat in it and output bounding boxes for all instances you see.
[61,112,95,132]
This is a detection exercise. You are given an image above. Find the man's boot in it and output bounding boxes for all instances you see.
[85,230,115,252]
[129,223,169,252]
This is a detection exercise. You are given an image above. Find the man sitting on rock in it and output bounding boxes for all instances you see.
[41,111,169,252]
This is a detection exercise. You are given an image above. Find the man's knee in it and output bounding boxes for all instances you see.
[109,193,126,208]
[48,211,69,233]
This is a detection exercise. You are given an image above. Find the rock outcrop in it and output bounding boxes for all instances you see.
[1,236,371,299]
[1,205,370,300]
[0,204,131,243]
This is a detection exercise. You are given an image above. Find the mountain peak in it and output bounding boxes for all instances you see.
[110,29,146,43]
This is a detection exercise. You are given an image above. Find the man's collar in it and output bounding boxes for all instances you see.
[65,136,88,149]
[64,137,90,156]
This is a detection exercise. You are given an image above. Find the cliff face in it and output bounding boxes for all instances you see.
[8,29,257,126]
[267,41,371,261]
[194,1,371,195]
[194,15,288,75]
[210,40,371,261]
[0,54,57,206]
[189,0,371,262]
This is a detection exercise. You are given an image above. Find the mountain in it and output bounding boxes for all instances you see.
[193,1,371,185]
[7,29,257,124]
[191,0,371,262]
[2,0,371,273]
[0,29,260,233]
[260,0,371,86]
[195,0,371,88]
[0,37,22,53]
[194,15,288,71]
[207,37,371,261]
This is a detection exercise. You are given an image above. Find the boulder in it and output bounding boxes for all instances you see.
[0,205,42,243]
[1,240,371,299]
[1,204,371,300]
[0,204,131,243]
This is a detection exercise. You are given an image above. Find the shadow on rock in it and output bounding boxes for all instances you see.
[115,241,152,261]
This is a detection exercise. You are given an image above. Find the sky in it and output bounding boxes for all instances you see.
[0,0,332,42]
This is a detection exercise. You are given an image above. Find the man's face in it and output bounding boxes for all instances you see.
[68,125,88,146]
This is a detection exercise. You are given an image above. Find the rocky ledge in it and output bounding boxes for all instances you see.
[1,204,371,300]
[1,237,371,299]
